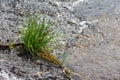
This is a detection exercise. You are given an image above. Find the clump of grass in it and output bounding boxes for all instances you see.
[21,15,81,79]
[22,16,52,56]
[21,15,61,65]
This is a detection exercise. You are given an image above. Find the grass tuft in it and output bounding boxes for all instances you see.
[21,15,61,66]
[21,15,54,57]
[21,15,79,79]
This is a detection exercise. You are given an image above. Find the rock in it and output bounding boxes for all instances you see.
[1,0,120,80]
[49,1,60,7]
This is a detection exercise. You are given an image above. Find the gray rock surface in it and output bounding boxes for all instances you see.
[0,0,120,80]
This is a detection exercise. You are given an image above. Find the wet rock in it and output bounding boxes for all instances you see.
[73,0,120,18]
